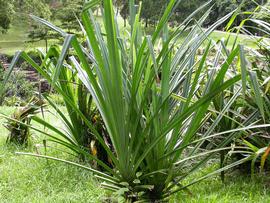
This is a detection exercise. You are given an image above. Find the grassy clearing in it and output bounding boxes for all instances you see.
[0,15,127,56]
[0,146,107,203]
[0,15,257,56]
[0,23,53,56]
[173,169,270,203]
[0,106,270,202]
[167,28,257,49]
[210,30,257,48]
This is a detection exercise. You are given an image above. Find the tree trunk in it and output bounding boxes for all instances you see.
[45,39,48,53]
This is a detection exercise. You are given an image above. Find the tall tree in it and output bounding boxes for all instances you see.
[0,1,14,33]
[21,0,53,52]
[141,0,153,27]
[174,0,207,23]
[118,0,205,27]
[56,0,84,33]
[141,0,167,27]
[119,0,129,27]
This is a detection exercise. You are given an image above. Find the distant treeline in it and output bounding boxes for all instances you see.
[115,0,269,30]
[1,0,269,36]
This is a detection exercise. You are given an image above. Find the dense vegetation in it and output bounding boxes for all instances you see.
[1,0,270,202]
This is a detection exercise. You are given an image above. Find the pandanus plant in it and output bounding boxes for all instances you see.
[221,3,270,176]
[4,97,45,146]
[26,46,112,166]
[9,0,270,201]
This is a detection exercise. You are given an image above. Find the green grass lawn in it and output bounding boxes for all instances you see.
[0,15,127,56]
[0,23,54,56]
[1,106,270,202]
[209,30,257,48]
